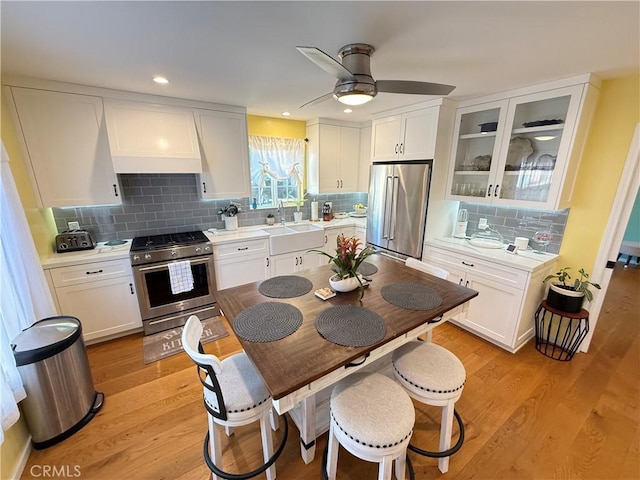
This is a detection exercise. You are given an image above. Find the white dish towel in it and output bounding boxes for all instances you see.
[168,260,194,294]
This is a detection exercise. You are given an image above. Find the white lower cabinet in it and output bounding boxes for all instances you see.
[424,245,554,352]
[213,238,270,290]
[45,259,142,344]
[323,226,355,255]
[270,250,323,276]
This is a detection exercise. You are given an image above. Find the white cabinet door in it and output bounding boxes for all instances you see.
[270,250,322,276]
[55,275,142,343]
[307,122,362,194]
[216,256,269,290]
[104,99,201,174]
[358,125,372,192]
[371,108,439,161]
[193,109,251,199]
[323,227,355,255]
[8,87,121,207]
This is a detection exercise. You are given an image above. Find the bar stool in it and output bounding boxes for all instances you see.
[326,372,415,480]
[182,315,288,480]
[392,341,466,474]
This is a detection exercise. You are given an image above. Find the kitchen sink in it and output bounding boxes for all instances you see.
[264,223,324,255]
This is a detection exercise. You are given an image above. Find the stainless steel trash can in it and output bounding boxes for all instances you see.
[12,316,104,449]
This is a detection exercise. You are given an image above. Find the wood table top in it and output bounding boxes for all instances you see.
[215,254,478,400]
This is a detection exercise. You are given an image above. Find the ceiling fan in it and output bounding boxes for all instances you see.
[296,43,455,108]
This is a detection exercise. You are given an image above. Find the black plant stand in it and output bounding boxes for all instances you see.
[534,300,589,361]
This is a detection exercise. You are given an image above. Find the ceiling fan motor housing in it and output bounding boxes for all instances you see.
[334,43,377,99]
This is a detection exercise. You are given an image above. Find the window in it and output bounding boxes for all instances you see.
[249,136,305,209]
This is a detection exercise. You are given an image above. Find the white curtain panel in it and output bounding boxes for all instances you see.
[0,142,56,443]
[249,135,305,186]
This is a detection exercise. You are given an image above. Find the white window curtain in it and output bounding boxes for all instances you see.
[249,136,305,188]
[0,142,56,444]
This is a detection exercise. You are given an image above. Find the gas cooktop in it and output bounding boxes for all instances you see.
[130,231,209,252]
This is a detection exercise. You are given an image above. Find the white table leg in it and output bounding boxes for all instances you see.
[299,395,317,464]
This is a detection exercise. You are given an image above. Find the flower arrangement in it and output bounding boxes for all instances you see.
[309,235,379,298]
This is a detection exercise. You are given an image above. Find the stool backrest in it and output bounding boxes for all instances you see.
[405,257,449,280]
[182,315,228,421]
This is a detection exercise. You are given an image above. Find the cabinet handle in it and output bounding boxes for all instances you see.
[340,180,343,188]
[458,279,463,286]
[86,269,103,275]
[202,182,207,193]
[325,235,328,244]
[113,184,119,197]
[299,256,303,265]
[494,184,499,197]
[237,246,249,251]
[465,280,470,288]
[266,258,269,267]
[487,184,493,197]
[337,180,340,188]
[399,143,404,154]
[461,261,474,267]
[129,283,134,295]
[394,144,399,154]
[295,257,298,266]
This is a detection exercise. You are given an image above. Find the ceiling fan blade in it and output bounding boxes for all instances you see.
[296,46,357,82]
[376,80,456,96]
[299,92,334,109]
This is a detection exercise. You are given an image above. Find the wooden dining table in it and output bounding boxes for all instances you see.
[215,254,478,463]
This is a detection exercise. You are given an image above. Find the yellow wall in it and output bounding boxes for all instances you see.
[560,74,640,272]
[1,93,57,257]
[247,115,306,138]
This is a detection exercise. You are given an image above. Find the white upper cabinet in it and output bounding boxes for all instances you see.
[371,107,439,161]
[306,121,361,194]
[104,99,202,174]
[358,124,372,192]
[193,108,250,199]
[6,87,122,207]
[447,78,599,210]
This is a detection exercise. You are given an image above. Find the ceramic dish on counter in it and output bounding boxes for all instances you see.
[348,211,367,218]
[333,212,348,219]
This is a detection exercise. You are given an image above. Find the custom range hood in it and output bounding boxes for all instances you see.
[104,99,202,174]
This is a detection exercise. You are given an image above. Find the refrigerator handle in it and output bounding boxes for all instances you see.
[389,176,400,240]
[383,175,393,239]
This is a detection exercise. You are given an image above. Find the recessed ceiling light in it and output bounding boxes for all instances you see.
[343,108,353,114]
[153,76,169,84]
[281,111,291,117]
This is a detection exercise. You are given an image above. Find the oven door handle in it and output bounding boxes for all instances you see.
[135,256,212,273]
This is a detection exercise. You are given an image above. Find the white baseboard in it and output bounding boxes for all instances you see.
[8,434,31,480]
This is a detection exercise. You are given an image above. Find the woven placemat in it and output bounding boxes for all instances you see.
[381,283,443,310]
[315,305,386,347]
[258,275,313,298]
[332,261,378,277]
[233,302,303,342]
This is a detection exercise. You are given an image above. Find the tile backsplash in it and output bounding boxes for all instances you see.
[457,202,568,254]
[52,174,368,242]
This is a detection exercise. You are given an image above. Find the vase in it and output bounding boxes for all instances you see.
[224,216,238,231]
[546,283,584,313]
[329,274,360,293]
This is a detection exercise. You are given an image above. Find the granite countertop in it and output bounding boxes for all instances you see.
[41,240,133,269]
[426,237,558,273]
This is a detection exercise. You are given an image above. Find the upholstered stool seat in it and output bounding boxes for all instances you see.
[327,372,415,480]
[392,341,466,474]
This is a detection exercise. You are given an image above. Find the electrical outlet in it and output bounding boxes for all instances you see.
[478,218,488,229]
[68,221,80,230]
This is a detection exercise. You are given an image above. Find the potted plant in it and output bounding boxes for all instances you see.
[543,267,601,313]
[309,234,379,299]
[266,213,275,225]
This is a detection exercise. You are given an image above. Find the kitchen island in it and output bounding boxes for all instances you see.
[215,254,478,462]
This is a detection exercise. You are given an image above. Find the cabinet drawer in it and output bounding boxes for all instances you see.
[214,239,268,260]
[49,258,132,287]
[424,246,528,289]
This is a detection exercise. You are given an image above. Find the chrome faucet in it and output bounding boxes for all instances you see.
[278,200,285,225]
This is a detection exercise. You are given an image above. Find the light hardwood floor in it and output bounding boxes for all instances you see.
[20,264,639,479]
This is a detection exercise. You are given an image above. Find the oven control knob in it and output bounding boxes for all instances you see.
[204,245,211,252]
[171,250,177,257]
[195,247,201,253]
[144,253,152,260]
[132,255,140,262]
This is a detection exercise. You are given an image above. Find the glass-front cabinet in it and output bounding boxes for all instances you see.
[447,83,597,210]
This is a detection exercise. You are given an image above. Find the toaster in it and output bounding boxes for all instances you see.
[55,230,96,253]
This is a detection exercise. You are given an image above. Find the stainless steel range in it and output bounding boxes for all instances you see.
[130,231,219,335]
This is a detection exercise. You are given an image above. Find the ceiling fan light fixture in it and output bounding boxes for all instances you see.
[335,93,374,106]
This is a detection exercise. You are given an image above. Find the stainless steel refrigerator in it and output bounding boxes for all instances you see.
[366,160,432,259]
